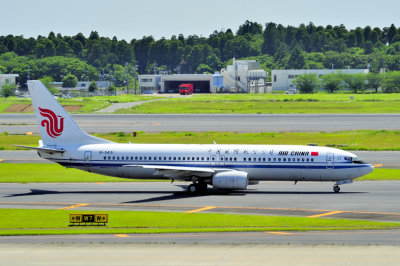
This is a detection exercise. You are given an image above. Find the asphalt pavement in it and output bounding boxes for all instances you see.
[1,113,400,133]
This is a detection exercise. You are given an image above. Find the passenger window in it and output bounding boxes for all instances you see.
[268,158,271,162]
[135,156,138,160]
[112,156,115,160]
[108,156,111,160]
[207,157,209,160]
[144,157,147,160]
[292,158,295,162]
[192,157,195,160]
[178,157,181,160]
[307,158,309,162]
[273,158,276,161]
[263,158,265,162]
[244,158,246,161]
[297,158,300,162]
[183,157,185,161]
[169,157,171,160]
[311,158,314,162]
[131,156,133,160]
[139,157,142,160]
[201,157,204,161]
[283,158,286,162]
[159,157,162,160]
[103,156,106,160]
[278,158,281,162]
[117,156,119,160]
[164,157,167,160]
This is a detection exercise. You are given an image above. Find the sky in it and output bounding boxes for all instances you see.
[1,0,400,41]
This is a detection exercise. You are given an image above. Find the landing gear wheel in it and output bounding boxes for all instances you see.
[188,184,197,193]
[333,185,340,193]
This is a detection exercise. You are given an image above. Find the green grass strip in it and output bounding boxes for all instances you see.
[2,130,400,151]
[0,163,157,182]
[0,163,398,182]
[0,209,399,236]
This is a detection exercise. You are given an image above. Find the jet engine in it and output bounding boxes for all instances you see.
[212,171,248,190]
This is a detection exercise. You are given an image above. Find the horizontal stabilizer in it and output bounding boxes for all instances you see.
[13,145,65,154]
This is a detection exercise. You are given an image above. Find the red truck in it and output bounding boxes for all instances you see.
[179,84,193,95]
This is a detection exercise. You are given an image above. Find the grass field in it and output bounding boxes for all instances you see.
[0,95,162,113]
[0,163,146,182]
[0,163,397,183]
[0,209,399,236]
[116,93,400,114]
[2,130,400,151]
[2,93,400,114]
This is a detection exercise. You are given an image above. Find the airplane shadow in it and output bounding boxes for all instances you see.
[4,187,366,204]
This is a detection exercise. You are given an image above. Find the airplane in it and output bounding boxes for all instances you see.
[18,80,374,193]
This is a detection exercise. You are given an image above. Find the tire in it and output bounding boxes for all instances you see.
[188,184,197,193]
[333,185,340,193]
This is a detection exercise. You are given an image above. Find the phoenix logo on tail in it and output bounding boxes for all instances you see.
[38,107,64,138]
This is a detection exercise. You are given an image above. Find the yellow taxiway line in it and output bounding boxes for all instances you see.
[114,234,130,238]
[59,203,89,210]
[308,211,344,218]
[185,206,216,213]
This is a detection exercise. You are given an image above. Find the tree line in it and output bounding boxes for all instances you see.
[1,20,400,88]
[294,71,400,93]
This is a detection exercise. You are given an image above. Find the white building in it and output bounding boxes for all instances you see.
[220,60,268,93]
[138,75,161,93]
[0,74,19,89]
[271,69,369,91]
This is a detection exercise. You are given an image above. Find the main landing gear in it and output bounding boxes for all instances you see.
[333,185,340,193]
[187,182,208,194]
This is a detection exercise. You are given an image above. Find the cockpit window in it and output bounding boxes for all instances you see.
[352,157,365,164]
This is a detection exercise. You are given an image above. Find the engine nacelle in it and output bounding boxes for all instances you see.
[212,171,248,190]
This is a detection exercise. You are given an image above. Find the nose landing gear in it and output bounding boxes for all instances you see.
[333,185,340,193]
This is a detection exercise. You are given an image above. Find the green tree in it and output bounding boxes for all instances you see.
[321,73,343,93]
[293,73,320,93]
[382,71,400,93]
[62,74,78,88]
[88,81,98,92]
[342,73,366,93]
[286,46,306,69]
[1,82,16,97]
[365,72,384,93]
[196,64,213,74]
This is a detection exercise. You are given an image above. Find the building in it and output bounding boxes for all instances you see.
[160,74,221,93]
[0,74,19,89]
[220,60,268,93]
[271,69,369,91]
[138,75,161,93]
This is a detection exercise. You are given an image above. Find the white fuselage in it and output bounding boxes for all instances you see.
[39,143,373,182]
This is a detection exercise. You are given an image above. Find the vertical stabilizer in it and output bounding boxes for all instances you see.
[28,80,112,146]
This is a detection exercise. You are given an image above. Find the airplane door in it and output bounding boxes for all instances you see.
[84,151,92,167]
[326,153,334,169]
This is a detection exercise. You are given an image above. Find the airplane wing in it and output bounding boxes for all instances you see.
[123,164,231,179]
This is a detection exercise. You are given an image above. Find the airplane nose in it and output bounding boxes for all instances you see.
[364,164,374,175]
